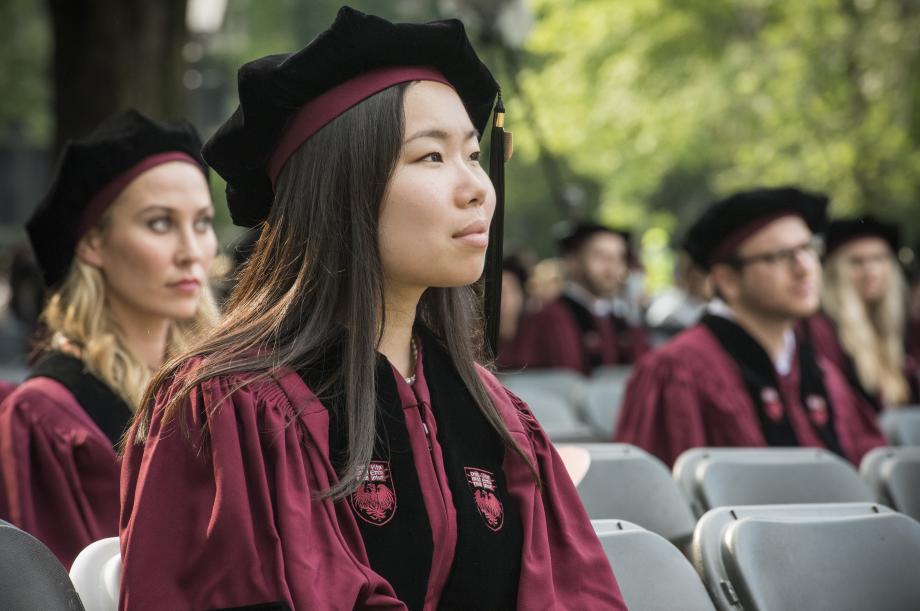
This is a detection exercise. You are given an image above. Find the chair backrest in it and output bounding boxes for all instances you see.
[693,503,920,611]
[592,520,716,611]
[497,369,587,404]
[879,407,920,445]
[861,446,920,522]
[673,447,873,516]
[582,366,631,438]
[69,537,120,611]
[519,392,596,442]
[575,444,697,550]
[0,519,85,610]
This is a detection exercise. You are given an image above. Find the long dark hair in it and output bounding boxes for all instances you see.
[133,83,536,499]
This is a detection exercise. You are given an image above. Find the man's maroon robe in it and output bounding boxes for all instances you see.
[515,297,650,375]
[614,323,885,467]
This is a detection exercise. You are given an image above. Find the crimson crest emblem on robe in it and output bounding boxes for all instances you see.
[806,395,829,427]
[351,461,397,526]
[761,387,784,422]
[465,467,504,532]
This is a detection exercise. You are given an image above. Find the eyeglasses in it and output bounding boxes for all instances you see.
[727,238,823,268]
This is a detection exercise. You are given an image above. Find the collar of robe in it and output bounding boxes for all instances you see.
[559,293,632,369]
[28,350,134,447]
[701,314,845,457]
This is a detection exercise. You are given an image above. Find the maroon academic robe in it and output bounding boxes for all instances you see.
[614,324,885,467]
[800,312,919,408]
[517,296,651,375]
[0,380,15,403]
[0,377,122,568]
[119,357,626,610]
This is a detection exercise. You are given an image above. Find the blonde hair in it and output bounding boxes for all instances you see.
[41,256,218,410]
[822,251,908,406]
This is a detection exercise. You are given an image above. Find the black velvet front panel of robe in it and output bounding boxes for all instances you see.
[28,350,133,447]
[419,327,523,610]
[300,327,523,610]
[560,294,633,368]
[702,315,844,456]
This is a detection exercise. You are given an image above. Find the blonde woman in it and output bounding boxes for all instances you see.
[801,216,915,410]
[0,110,217,568]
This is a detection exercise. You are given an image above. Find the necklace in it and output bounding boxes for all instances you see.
[404,337,418,385]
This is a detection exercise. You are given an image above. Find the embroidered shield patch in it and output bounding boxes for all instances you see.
[761,387,784,422]
[806,394,829,427]
[351,461,397,526]
[465,467,504,532]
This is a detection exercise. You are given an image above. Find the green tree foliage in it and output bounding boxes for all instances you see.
[517,0,920,251]
[0,0,50,146]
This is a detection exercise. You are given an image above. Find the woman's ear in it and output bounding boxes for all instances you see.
[75,230,105,269]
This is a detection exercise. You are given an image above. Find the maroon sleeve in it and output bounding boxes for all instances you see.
[119,371,405,611]
[0,379,119,569]
[613,352,709,466]
[478,370,627,609]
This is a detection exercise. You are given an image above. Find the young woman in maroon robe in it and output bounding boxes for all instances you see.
[615,188,885,467]
[517,223,651,375]
[119,8,625,611]
[799,216,918,410]
[0,110,217,569]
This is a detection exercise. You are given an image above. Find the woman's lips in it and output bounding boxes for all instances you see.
[453,221,489,248]
[167,279,201,294]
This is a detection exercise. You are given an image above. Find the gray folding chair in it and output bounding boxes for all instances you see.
[499,370,595,441]
[582,366,631,438]
[575,443,697,551]
[0,519,85,610]
[673,447,873,516]
[592,520,716,611]
[861,446,920,522]
[693,503,920,611]
[497,369,587,405]
[518,392,595,442]
[879,407,920,445]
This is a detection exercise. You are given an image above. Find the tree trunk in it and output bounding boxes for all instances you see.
[47,0,189,153]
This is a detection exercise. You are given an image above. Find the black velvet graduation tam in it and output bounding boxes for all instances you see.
[684,186,829,270]
[26,110,207,288]
[823,215,900,259]
[557,223,632,256]
[202,6,500,227]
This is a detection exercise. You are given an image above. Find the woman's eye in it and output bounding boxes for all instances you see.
[194,216,214,232]
[421,152,443,162]
[148,218,171,233]
[470,151,481,162]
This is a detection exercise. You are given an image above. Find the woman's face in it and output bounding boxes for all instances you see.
[378,81,496,292]
[78,161,217,324]
[839,236,893,303]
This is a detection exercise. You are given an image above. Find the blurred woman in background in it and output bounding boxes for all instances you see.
[802,216,915,410]
[0,110,217,568]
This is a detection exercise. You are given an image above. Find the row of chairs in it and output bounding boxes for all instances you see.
[499,367,920,446]
[567,444,920,551]
[498,366,631,440]
[567,443,920,610]
[597,503,920,611]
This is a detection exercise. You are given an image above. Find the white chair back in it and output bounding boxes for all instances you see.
[69,537,120,611]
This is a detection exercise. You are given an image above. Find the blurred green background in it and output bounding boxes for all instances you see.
[2,0,920,293]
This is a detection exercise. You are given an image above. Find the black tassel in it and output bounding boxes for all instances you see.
[484,94,506,359]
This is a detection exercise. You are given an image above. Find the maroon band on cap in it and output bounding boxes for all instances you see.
[76,151,201,240]
[267,65,451,186]
[709,211,799,265]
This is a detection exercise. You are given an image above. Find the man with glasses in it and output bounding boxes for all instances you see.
[614,187,885,466]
